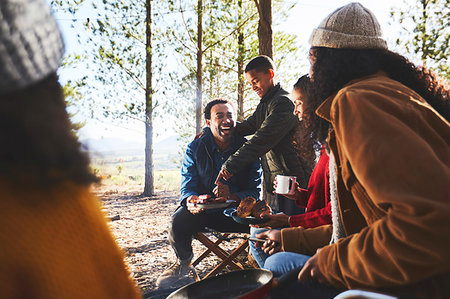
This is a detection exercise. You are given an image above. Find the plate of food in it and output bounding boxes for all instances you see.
[193,195,236,209]
[224,197,271,224]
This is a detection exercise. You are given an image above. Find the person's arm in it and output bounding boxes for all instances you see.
[235,112,258,136]
[223,97,297,175]
[179,144,199,205]
[281,225,332,255]
[289,201,332,228]
[232,158,262,201]
[316,87,450,289]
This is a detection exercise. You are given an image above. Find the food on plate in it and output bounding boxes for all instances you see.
[237,196,256,217]
[196,194,212,204]
[213,197,227,203]
[236,198,272,218]
[191,194,227,205]
[251,200,272,218]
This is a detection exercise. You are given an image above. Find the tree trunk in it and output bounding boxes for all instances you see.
[237,0,245,121]
[144,0,154,196]
[256,0,273,58]
[196,0,203,134]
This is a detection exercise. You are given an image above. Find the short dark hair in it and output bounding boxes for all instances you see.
[244,55,275,74]
[204,98,232,120]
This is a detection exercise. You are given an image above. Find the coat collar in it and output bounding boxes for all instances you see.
[202,127,243,153]
[315,72,388,122]
[260,83,281,103]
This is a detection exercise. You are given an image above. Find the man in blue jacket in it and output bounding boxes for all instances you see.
[157,99,262,288]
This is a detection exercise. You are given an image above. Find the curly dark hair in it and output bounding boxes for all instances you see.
[306,47,450,144]
[291,75,318,168]
[0,73,99,190]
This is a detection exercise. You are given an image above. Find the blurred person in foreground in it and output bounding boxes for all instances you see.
[249,75,332,272]
[268,2,450,299]
[0,0,141,298]
[156,99,261,288]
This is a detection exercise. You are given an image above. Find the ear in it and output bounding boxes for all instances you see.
[205,119,211,127]
[268,69,275,79]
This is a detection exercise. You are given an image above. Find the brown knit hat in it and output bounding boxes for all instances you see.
[309,2,387,49]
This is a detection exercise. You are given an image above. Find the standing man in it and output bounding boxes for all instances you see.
[157,99,261,288]
[216,56,312,215]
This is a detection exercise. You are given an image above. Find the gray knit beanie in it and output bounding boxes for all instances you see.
[309,2,387,49]
[0,0,64,95]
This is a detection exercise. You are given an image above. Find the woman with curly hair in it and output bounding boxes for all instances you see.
[0,0,141,297]
[266,3,450,299]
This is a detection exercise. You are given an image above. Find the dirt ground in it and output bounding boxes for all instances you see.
[95,186,254,298]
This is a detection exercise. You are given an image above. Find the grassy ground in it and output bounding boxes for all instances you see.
[91,155,181,193]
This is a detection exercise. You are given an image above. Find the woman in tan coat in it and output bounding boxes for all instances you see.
[267,3,449,299]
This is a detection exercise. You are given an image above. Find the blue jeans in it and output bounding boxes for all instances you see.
[250,227,310,277]
[264,252,311,277]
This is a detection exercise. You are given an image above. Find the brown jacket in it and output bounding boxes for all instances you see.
[309,73,450,298]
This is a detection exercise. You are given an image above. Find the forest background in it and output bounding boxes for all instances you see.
[49,0,449,195]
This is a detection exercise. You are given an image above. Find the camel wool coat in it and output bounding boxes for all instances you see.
[315,73,450,298]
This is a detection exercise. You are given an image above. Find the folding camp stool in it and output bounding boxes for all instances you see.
[192,229,251,280]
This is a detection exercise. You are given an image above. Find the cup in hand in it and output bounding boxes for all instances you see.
[275,175,297,195]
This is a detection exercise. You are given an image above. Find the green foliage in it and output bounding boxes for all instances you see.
[390,0,449,79]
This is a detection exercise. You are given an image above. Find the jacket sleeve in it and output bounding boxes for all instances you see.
[289,201,332,228]
[317,88,450,289]
[233,159,262,200]
[236,112,258,136]
[281,225,332,255]
[179,144,199,203]
[223,97,297,174]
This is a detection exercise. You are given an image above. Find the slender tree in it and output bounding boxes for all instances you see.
[254,0,273,58]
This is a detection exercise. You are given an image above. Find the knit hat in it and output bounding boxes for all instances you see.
[309,2,387,49]
[0,0,65,95]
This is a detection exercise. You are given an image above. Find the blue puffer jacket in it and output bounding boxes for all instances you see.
[179,127,261,205]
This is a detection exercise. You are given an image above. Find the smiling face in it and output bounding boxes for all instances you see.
[206,103,235,147]
[292,88,304,121]
[245,69,275,98]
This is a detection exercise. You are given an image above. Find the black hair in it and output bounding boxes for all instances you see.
[204,98,232,120]
[0,72,99,191]
[306,47,450,144]
[244,55,275,74]
[293,75,310,94]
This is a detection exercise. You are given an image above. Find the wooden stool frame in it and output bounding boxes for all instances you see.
[192,232,249,280]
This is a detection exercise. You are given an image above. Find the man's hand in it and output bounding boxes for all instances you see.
[251,213,290,229]
[186,195,205,215]
[213,183,230,200]
[256,229,282,255]
[298,248,326,284]
[215,168,232,185]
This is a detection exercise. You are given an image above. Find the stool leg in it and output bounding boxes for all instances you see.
[192,233,229,267]
[202,240,249,279]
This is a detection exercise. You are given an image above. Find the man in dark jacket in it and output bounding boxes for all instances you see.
[156,99,262,288]
[216,56,312,215]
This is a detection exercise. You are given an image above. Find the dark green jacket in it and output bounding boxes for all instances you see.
[222,83,312,192]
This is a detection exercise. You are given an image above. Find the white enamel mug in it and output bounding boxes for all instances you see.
[275,175,297,195]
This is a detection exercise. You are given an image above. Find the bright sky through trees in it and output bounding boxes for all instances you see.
[52,0,401,142]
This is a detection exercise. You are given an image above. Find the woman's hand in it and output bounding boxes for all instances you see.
[256,229,282,255]
[251,213,290,229]
[273,177,303,201]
